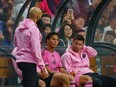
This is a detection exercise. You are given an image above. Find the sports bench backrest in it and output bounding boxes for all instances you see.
[0,55,17,78]
[100,54,116,77]
[89,58,97,73]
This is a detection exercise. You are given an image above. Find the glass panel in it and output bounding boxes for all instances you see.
[94,0,116,45]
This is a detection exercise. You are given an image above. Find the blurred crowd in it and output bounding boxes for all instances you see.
[0,0,116,48]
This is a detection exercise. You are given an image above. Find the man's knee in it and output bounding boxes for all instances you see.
[52,73,69,83]
[51,73,70,86]
[61,74,70,83]
[80,75,92,83]
[38,79,46,87]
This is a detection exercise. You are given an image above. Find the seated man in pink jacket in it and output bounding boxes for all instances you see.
[42,32,94,87]
[61,35,116,87]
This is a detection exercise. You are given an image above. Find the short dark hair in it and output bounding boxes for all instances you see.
[77,29,85,33]
[42,24,51,32]
[42,13,51,19]
[105,31,116,37]
[73,35,85,43]
[46,32,59,42]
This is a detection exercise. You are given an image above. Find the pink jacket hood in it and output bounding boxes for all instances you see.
[17,18,37,32]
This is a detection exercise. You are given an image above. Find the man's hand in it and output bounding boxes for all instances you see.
[70,71,76,76]
[41,68,49,79]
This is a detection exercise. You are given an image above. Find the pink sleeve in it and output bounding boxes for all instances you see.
[61,54,73,73]
[30,28,45,70]
[36,65,41,72]
[42,50,49,66]
[83,45,97,58]
[11,59,22,80]
[11,48,22,80]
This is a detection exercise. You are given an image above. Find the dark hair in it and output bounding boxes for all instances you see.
[42,13,51,19]
[105,31,116,37]
[77,29,85,33]
[59,24,74,38]
[73,35,85,43]
[75,13,87,22]
[42,24,51,32]
[46,32,59,42]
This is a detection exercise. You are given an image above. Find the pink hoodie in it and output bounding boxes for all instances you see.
[11,47,46,81]
[14,18,45,70]
[61,45,97,75]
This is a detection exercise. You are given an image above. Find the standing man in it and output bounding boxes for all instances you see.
[14,7,48,87]
[61,35,116,87]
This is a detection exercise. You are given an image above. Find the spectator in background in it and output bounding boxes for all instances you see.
[41,14,51,24]
[94,29,104,42]
[0,1,13,25]
[2,0,13,8]
[14,7,48,87]
[3,1,13,20]
[55,9,74,32]
[37,13,51,32]
[104,31,116,44]
[58,24,74,47]
[41,24,52,46]
[35,0,53,17]
[74,14,86,30]
[3,19,14,47]
[77,29,86,39]
[42,24,52,36]
[73,14,87,37]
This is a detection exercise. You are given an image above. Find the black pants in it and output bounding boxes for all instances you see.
[84,73,116,87]
[17,62,37,87]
